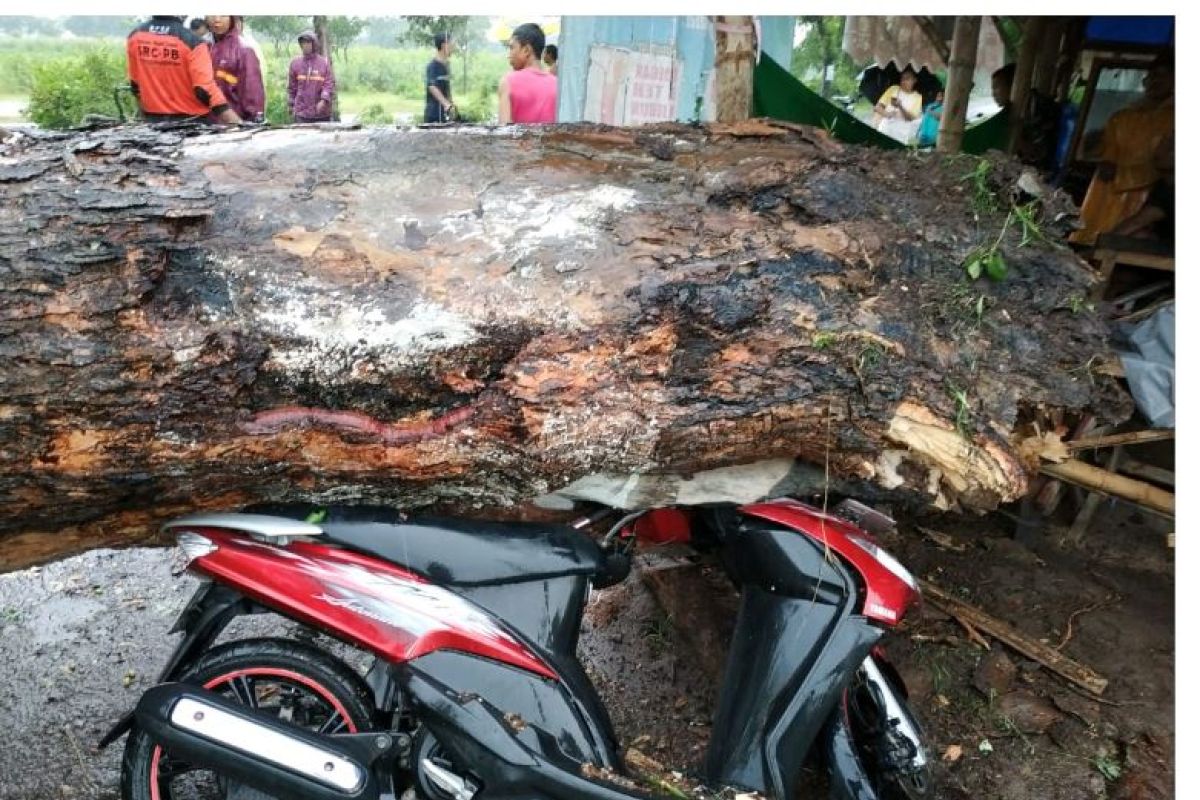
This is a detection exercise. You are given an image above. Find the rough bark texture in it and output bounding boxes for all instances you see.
[0,121,1128,569]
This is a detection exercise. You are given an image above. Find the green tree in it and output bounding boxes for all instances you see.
[63,16,138,38]
[399,16,489,93]
[791,16,857,99]
[246,16,308,57]
[326,17,368,62]
[0,16,64,36]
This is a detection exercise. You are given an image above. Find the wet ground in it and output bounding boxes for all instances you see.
[0,501,1173,800]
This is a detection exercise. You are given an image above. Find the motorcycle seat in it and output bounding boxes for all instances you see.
[320,515,604,587]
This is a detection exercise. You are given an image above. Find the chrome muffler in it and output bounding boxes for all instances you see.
[135,683,378,800]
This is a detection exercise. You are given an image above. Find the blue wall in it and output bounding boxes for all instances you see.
[558,16,795,123]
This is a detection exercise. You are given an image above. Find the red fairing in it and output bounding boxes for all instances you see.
[739,499,919,626]
[182,529,557,680]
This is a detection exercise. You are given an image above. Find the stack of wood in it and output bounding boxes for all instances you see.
[0,121,1130,569]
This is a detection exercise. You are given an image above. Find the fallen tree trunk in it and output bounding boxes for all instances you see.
[0,121,1128,569]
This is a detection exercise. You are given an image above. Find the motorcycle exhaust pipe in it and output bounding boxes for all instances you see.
[134,683,378,800]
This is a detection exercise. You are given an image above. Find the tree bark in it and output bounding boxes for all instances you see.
[712,16,756,122]
[0,122,1127,570]
[1007,17,1044,153]
[938,16,982,154]
[313,15,330,60]
[911,16,951,66]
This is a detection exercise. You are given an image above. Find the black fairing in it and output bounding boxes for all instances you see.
[704,521,883,799]
[403,649,620,770]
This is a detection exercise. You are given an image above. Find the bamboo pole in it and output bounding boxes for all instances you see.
[937,16,982,153]
[1067,429,1175,451]
[920,580,1109,695]
[1040,459,1174,516]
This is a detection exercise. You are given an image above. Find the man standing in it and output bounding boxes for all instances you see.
[424,32,455,123]
[288,30,336,123]
[498,23,556,124]
[126,15,239,123]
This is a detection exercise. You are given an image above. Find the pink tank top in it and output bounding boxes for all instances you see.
[506,68,557,124]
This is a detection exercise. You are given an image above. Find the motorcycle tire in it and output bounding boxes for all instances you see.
[120,637,377,800]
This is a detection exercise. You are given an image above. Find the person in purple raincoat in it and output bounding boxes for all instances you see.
[206,15,265,122]
[288,30,336,123]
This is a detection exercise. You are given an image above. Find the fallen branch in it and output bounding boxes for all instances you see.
[1066,429,1175,452]
[1040,459,1173,517]
[919,579,1109,696]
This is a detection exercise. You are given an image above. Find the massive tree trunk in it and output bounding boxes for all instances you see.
[0,122,1127,570]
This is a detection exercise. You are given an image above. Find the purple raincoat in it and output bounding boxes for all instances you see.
[210,20,265,121]
[288,31,336,122]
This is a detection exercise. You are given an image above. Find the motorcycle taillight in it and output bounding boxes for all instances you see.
[172,531,218,575]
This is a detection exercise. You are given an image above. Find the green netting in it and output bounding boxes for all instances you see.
[752,54,902,149]
[752,54,1010,156]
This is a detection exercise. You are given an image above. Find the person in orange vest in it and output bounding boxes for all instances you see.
[288,31,336,123]
[126,16,239,123]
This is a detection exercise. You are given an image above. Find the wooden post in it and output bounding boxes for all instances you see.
[712,15,757,122]
[1007,16,1044,153]
[1033,18,1066,96]
[937,16,982,153]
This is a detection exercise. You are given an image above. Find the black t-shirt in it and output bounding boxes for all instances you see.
[424,58,451,123]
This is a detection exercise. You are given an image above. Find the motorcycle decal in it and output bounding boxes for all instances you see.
[179,529,557,679]
[740,498,920,626]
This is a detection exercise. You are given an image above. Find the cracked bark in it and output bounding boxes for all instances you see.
[0,122,1128,570]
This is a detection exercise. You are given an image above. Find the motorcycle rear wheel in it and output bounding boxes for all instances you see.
[120,637,377,800]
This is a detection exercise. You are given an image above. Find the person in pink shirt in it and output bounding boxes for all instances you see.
[498,23,557,124]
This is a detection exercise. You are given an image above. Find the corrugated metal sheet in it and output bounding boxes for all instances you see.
[558,16,794,123]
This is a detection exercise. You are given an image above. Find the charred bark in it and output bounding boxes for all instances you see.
[0,122,1128,569]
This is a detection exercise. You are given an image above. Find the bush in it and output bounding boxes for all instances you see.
[356,103,392,125]
[26,48,128,129]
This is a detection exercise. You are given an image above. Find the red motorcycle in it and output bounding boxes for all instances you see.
[101,498,931,800]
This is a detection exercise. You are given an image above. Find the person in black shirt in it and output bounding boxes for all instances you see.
[424,32,454,123]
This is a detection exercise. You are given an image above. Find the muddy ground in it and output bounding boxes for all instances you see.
[0,502,1173,800]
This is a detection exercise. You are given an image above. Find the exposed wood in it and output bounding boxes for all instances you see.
[0,123,1128,568]
[1007,17,1045,153]
[1067,429,1175,452]
[920,580,1109,695]
[1109,280,1172,310]
[1041,460,1174,517]
[911,16,951,64]
[1036,416,1100,516]
[1066,446,1122,543]
[938,16,982,153]
[712,16,756,122]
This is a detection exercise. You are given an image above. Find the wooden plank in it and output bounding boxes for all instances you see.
[1041,459,1174,516]
[920,580,1109,695]
[1067,429,1174,451]
[1093,247,1176,272]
